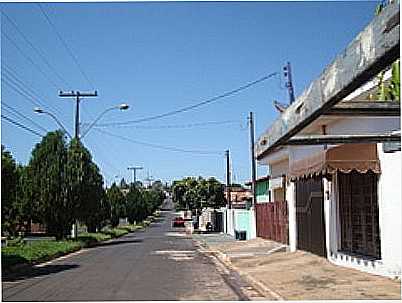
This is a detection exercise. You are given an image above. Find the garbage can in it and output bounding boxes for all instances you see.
[235,230,247,240]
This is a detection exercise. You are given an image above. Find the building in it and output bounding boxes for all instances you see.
[255,3,400,278]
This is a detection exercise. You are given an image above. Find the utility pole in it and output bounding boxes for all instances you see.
[283,62,295,104]
[59,90,98,139]
[248,112,257,206]
[225,150,231,209]
[127,166,143,185]
[59,90,97,240]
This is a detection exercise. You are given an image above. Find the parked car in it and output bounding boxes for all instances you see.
[172,217,185,227]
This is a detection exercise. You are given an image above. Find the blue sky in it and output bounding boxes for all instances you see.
[1,1,379,186]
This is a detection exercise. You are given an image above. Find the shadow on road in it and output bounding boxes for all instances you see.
[94,238,144,248]
[2,264,80,282]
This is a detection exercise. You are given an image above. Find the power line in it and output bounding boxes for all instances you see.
[1,115,44,137]
[96,72,278,127]
[2,72,65,118]
[1,30,60,90]
[2,102,49,133]
[95,120,240,129]
[1,11,71,88]
[37,3,95,89]
[94,128,223,156]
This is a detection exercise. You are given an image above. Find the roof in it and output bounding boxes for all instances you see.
[255,3,400,160]
[244,175,270,186]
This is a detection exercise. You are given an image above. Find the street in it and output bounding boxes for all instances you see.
[2,199,261,301]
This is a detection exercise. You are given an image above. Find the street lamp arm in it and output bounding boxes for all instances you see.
[34,108,72,139]
[80,107,115,139]
[80,104,129,139]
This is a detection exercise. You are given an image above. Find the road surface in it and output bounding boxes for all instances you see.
[2,199,260,301]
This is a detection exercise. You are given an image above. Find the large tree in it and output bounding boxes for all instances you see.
[27,131,71,239]
[66,139,106,232]
[107,183,126,227]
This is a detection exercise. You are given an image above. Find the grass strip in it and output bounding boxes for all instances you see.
[1,240,82,269]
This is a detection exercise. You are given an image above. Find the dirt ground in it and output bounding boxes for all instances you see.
[199,236,401,300]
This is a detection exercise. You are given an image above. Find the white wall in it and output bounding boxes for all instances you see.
[377,144,401,277]
[326,116,400,135]
[270,159,289,177]
[327,146,401,278]
[286,181,297,252]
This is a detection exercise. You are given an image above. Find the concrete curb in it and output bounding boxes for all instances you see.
[214,250,285,301]
[194,239,285,301]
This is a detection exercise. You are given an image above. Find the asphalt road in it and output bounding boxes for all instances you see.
[2,199,247,301]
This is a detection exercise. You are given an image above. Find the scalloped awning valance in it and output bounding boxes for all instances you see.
[289,143,381,180]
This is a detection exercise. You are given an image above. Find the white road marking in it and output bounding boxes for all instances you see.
[152,250,196,262]
[34,249,88,267]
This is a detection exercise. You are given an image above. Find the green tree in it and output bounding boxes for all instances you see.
[27,131,71,239]
[107,183,126,227]
[126,185,144,224]
[66,139,107,232]
[1,145,18,235]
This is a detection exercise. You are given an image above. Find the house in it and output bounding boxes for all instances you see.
[255,2,400,278]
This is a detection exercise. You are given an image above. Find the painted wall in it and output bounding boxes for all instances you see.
[377,144,401,277]
[256,180,269,203]
[224,208,256,240]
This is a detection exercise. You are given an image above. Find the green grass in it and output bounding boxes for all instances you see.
[100,227,129,238]
[77,232,112,246]
[118,224,143,232]
[1,222,150,271]
[1,240,82,269]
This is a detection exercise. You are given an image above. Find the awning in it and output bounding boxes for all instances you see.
[289,143,381,180]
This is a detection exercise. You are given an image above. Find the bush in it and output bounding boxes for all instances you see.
[77,232,111,246]
[100,227,128,238]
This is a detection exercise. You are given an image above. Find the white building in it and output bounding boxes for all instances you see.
[255,2,400,278]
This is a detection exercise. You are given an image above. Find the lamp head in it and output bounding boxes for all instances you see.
[33,107,44,113]
[119,103,129,110]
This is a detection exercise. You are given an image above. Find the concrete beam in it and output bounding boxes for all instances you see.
[286,133,401,145]
[256,3,400,160]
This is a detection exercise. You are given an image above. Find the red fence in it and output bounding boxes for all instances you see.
[256,201,289,244]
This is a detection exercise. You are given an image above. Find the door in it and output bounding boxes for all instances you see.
[338,171,380,259]
[296,176,326,257]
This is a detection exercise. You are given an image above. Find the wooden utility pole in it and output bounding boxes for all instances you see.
[225,149,231,209]
[248,112,257,206]
[59,90,98,139]
[283,62,295,104]
[59,90,97,239]
[127,166,143,185]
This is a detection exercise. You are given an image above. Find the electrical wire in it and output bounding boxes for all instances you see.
[2,102,49,133]
[37,3,95,89]
[1,11,71,88]
[94,120,240,129]
[96,72,278,127]
[2,73,65,118]
[2,66,65,116]
[1,115,44,137]
[94,128,223,156]
[1,30,60,90]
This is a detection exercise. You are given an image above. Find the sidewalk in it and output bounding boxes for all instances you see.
[193,233,401,301]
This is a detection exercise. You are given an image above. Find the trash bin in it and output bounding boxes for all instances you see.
[235,230,247,240]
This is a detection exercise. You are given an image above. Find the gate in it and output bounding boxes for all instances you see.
[256,201,288,244]
[296,176,326,257]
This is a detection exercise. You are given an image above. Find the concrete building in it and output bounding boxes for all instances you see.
[255,3,400,278]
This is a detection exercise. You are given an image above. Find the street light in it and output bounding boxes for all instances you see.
[33,107,73,139]
[80,103,129,139]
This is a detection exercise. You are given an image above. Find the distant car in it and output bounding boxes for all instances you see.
[172,217,185,227]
